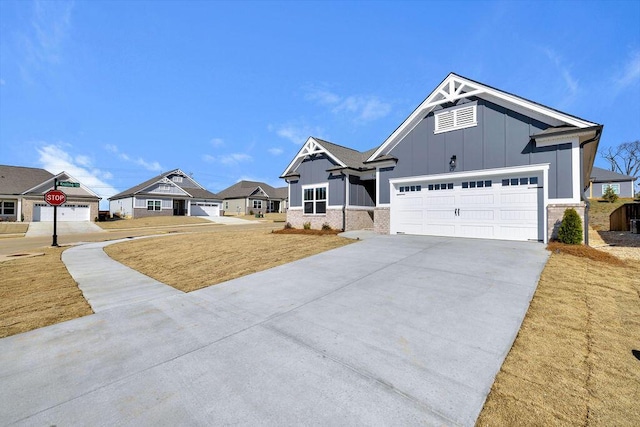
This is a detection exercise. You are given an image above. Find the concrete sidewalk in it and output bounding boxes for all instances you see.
[61,238,183,312]
[25,221,105,237]
[0,235,549,426]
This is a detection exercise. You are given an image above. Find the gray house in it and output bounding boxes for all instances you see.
[0,165,101,222]
[589,166,635,198]
[281,73,603,243]
[109,169,221,218]
[216,180,288,215]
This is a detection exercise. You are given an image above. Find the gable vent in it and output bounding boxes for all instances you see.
[434,104,477,134]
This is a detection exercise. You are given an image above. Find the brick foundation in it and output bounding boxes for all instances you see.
[345,209,374,231]
[374,207,390,234]
[547,203,586,242]
[286,208,343,230]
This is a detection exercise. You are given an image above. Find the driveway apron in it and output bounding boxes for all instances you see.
[0,235,549,426]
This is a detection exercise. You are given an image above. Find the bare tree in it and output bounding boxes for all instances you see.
[601,140,640,188]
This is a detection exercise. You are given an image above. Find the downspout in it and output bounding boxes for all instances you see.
[579,126,603,246]
[342,172,347,232]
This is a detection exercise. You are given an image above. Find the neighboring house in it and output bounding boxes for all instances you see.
[0,165,101,222]
[109,169,221,218]
[281,73,603,243]
[216,180,288,215]
[589,166,635,198]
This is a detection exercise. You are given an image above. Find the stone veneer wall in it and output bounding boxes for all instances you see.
[374,207,390,234]
[286,208,343,230]
[133,208,173,218]
[547,203,586,242]
[345,209,374,231]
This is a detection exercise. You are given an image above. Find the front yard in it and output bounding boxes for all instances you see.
[96,216,212,229]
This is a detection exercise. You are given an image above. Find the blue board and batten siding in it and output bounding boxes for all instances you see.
[378,99,573,204]
[289,155,344,207]
[289,155,376,208]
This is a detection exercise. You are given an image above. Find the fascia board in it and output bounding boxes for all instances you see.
[367,73,598,162]
[281,137,347,177]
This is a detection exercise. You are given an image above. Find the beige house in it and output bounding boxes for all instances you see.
[0,165,101,222]
[217,180,288,215]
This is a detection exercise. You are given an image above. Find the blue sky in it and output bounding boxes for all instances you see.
[1,0,639,207]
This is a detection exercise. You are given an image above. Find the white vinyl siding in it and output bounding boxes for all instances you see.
[434,104,477,134]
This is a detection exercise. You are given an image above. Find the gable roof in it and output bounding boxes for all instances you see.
[0,165,54,194]
[367,72,601,162]
[216,180,287,200]
[109,169,218,200]
[590,166,636,183]
[281,137,377,178]
[0,165,101,199]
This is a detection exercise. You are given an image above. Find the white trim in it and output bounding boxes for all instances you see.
[367,73,598,162]
[434,104,477,134]
[281,137,346,177]
[289,206,303,211]
[301,182,329,215]
[389,164,550,185]
[377,203,391,208]
[534,130,597,147]
[345,205,376,211]
[571,139,581,203]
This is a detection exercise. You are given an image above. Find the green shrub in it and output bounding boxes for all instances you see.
[321,222,332,231]
[602,185,619,203]
[558,208,583,244]
[249,210,254,215]
[303,222,311,230]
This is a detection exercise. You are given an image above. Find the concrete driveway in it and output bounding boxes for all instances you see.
[0,235,548,426]
[24,221,105,237]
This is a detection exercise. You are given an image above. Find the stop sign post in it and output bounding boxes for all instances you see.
[45,180,66,246]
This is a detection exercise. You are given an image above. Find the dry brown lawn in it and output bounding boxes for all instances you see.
[227,213,287,222]
[477,245,640,426]
[104,229,353,292]
[588,198,634,231]
[0,223,29,235]
[97,216,211,229]
[0,246,93,338]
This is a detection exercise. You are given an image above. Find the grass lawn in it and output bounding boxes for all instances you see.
[477,244,640,426]
[588,198,634,231]
[0,223,29,235]
[96,216,212,229]
[226,213,287,222]
[0,247,93,338]
[104,229,352,292]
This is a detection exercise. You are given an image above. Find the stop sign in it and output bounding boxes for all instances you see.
[44,190,67,206]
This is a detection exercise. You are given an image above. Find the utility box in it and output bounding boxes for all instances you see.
[631,219,640,234]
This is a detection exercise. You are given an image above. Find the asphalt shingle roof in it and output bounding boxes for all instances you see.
[0,165,54,194]
[312,138,377,170]
[590,166,635,182]
[109,169,218,200]
[216,180,287,200]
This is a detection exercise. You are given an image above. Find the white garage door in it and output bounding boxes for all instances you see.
[190,202,220,217]
[390,173,542,241]
[33,203,91,222]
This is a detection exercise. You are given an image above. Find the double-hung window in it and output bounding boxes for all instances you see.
[303,185,327,215]
[147,200,161,211]
[0,201,15,215]
[253,200,262,209]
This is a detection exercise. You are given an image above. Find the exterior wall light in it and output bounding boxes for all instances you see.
[449,155,457,171]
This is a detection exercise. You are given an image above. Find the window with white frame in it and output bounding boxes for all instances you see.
[434,104,477,134]
[172,176,183,183]
[159,184,171,191]
[303,185,327,215]
[147,200,161,211]
[0,201,16,215]
[253,200,262,209]
[602,183,620,195]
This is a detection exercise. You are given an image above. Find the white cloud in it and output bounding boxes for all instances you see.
[75,155,91,167]
[104,144,162,172]
[273,124,323,144]
[268,147,283,155]
[542,48,579,102]
[18,0,73,82]
[304,86,392,122]
[210,138,224,147]
[203,153,252,165]
[37,143,119,209]
[614,50,640,89]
